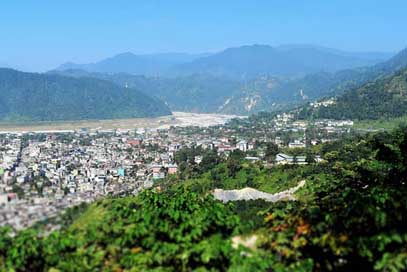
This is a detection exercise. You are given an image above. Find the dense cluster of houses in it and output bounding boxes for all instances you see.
[0,127,257,230]
[0,114,354,231]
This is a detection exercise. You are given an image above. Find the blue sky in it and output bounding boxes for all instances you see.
[1,0,406,71]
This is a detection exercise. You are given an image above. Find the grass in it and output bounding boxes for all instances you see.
[69,202,107,232]
[178,163,304,195]
[257,167,302,194]
[353,116,407,131]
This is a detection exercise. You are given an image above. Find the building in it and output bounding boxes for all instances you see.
[275,153,307,165]
[166,164,178,175]
[288,140,306,149]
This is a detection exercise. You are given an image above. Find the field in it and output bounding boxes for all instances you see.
[0,112,243,133]
[353,115,407,131]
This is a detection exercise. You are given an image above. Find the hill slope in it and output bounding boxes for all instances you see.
[299,68,407,120]
[0,68,171,122]
[222,48,407,114]
[49,70,241,113]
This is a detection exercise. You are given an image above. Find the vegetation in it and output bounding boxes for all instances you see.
[2,126,407,271]
[298,68,407,121]
[0,189,242,271]
[51,70,242,114]
[353,115,407,130]
[0,68,171,122]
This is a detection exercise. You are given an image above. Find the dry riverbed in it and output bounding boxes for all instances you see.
[0,112,244,133]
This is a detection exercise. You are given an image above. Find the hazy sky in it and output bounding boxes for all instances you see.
[1,0,406,72]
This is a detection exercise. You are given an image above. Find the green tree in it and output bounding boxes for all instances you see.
[265,142,279,162]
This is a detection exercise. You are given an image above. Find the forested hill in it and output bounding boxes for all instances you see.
[0,68,171,122]
[298,68,407,120]
[49,70,241,113]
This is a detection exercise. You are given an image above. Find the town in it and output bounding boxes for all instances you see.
[0,114,355,231]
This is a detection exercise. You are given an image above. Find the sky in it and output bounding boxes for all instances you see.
[1,0,406,72]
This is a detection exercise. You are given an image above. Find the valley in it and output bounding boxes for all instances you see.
[0,112,243,133]
[1,2,407,270]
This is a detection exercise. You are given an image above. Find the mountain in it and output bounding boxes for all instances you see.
[0,68,171,122]
[51,47,405,116]
[225,47,407,114]
[55,52,210,76]
[49,70,241,113]
[276,44,394,62]
[298,67,407,120]
[0,62,10,68]
[55,45,392,80]
[373,48,407,74]
[171,44,391,79]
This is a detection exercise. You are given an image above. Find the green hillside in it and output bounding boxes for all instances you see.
[0,68,171,122]
[298,68,407,120]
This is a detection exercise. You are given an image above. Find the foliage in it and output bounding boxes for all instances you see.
[256,126,407,271]
[0,189,244,271]
[0,68,171,122]
[298,68,407,121]
[2,125,407,271]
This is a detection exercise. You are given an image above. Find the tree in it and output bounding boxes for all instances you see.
[265,142,279,162]
[199,150,222,173]
[305,150,315,164]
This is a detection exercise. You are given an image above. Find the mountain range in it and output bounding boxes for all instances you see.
[51,46,407,116]
[56,52,211,76]
[55,45,393,80]
[222,47,407,115]
[0,68,171,122]
[170,44,392,79]
[1,44,405,123]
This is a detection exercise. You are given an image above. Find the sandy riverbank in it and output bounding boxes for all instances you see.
[0,112,245,133]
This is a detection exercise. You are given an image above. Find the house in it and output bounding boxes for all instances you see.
[127,139,142,146]
[136,169,146,178]
[149,164,162,173]
[152,172,165,180]
[166,164,178,175]
[245,156,260,162]
[237,140,248,152]
[194,156,203,164]
[288,140,306,149]
[275,153,307,165]
[0,194,8,205]
[117,168,125,177]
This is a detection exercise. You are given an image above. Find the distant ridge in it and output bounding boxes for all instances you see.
[54,45,393,79]
[170,44,393,79]
[56,52,210,76]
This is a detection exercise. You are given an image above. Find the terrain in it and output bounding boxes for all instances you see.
[56,44,392,79]
[52,45,405,116]
[0,112,241,133]
[1,124,406,271]
[56,52,210,76]
[297,67,407,120]
[0,68,171,122]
